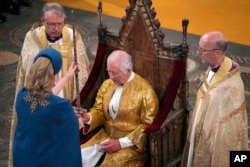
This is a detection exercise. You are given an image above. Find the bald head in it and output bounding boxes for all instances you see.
[197,31,228,67]
[200,31,228,52]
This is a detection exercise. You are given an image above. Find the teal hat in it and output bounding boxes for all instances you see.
[34,48,62,74]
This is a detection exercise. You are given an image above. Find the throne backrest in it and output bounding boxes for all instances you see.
[77,0,188,110]
[74,1,189,166]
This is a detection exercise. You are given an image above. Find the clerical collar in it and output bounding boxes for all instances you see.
[46,33,62,43]
[210,65,220,73]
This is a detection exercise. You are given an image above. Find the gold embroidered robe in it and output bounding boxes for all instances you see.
[9,22,90,167]
[15,22,90,100]
[181,57,248,167]
[81,73,159,167]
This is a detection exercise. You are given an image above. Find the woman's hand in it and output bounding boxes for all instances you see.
[65,62,79,79]
[52,62,79,95]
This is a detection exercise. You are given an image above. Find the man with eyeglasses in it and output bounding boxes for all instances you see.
[9,2,90,166]
[181,31,248,167]
[16,2,90,101]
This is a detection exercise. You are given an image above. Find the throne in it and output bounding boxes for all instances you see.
[73,0,190,166]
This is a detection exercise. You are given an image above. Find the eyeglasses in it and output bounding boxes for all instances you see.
[197,47,221,53]
[45,21,64,29]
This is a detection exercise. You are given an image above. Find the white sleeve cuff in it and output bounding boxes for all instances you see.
[85,114,92,125]
[119,137,134,148]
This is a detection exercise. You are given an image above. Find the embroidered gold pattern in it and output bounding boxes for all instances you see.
[24,93,49,112]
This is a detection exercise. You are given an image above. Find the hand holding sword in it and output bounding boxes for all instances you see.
[72,25,88,115]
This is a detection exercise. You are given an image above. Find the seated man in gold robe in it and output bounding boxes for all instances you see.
[76,50,159,167]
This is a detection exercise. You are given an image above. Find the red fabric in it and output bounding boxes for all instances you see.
[72,42,107,106]
[83,124,90,134]
[146,59,185,132]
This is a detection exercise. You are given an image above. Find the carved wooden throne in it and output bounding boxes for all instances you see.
[73,0,190,166]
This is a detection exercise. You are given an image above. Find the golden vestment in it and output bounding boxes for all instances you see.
[15,22,90,100]
[81,73,159,167]
[9,22,90,167]
[181,57,248,167]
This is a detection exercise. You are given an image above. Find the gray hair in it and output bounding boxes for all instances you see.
[107,50,133,72]
[42,2,66,19]
[216,39,228,52]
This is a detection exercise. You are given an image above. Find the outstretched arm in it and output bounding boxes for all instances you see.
[52,62,78,95]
